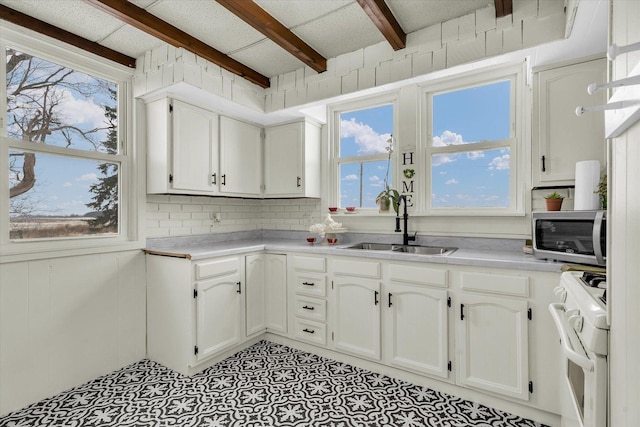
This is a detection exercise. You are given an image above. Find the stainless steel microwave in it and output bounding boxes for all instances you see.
[532,210,606,266]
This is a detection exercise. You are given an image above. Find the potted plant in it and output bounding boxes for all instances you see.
[376,136,401,214]
[545,192,564,211]
[595,174,607,209]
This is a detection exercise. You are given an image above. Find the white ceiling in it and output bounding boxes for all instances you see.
[0,0,489,77]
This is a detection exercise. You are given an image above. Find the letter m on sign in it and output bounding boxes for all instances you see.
[402,181,414,193]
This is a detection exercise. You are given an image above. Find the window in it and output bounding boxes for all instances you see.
[423,63,525,214]
[332,101,396,209]
[1,26,136,257]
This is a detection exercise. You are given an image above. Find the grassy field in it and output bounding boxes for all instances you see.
[10,217,117,239]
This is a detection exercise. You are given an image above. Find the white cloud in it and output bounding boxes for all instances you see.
[484,195,500,201]
[433,130,474,147]
[343,174,358,181]
[63,182,72,187]
[58,89,106,128]
[340,118,390,154]
[488,153,510,170]
[445,178,458,185]
[439,171,447,175]
[369,175,380,181]
[76,173,98,182]
[466,151,485,160]
[432,155,456,167]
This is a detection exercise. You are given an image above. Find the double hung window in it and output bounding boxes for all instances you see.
[1,27,135,257]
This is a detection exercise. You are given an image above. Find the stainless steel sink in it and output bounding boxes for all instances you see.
[344,242,457,256]
[344,242,396,251]
[392,245,457,256]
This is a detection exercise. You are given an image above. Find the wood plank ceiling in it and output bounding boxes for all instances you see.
[0,0,513,88]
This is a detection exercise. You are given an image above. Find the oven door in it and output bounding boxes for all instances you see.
[549,303,608,427]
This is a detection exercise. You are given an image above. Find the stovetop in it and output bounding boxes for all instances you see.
[580,272,607,306]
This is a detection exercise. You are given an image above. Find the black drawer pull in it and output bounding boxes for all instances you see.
[302,282,315,286]
[302,328,315,334]
[302,305,315,310]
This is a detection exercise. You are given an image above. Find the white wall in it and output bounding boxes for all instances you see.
[609,1,640,425]
[0,250,146,416]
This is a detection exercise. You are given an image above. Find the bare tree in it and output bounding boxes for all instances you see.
[7,49,116,214]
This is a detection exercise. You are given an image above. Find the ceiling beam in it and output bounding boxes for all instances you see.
[0,4,136,68]
[494,0,513,18]
[215,0,327,73]
[356,0,406,51]
[84,0,270,88]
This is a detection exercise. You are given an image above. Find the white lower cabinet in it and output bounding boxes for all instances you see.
[246,254,288,336]
[195,263,242,362]
[333,276,381,360]
[456,293,529,400]
[384,282,449,378]
[146,254,245,375]
[290,255,328,346]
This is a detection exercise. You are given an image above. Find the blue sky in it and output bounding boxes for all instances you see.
[339,80,512,209]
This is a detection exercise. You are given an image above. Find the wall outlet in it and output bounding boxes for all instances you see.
[214,212,222,223]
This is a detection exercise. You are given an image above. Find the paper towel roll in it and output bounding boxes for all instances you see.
[574,160,601,210]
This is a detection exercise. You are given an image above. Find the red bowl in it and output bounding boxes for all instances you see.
[327,238,337,244]
[345,206,356,212]
[328,207,338,212]
[306,237,316,243]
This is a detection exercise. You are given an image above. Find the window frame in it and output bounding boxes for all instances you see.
[329,93,399,212]
[0,23,141,261]
[419,61,527,216]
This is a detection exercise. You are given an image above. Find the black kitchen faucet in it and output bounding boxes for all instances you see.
[395,195,416,246]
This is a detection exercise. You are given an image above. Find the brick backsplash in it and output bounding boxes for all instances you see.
[146,195,323,238]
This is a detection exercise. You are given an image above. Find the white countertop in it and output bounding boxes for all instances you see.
[145,237,564,272]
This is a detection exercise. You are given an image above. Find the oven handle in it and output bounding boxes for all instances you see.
[593,210,605,266]
[548,303,595,372]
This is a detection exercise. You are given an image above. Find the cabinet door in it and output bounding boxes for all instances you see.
[171,100,219,193]
[264,122,303,196]
[194,271,242,362]
[384,283,449,378]
[534,58,606,186]
[219,116,262,196]
[265,254,287,334]
[333,277,381,360]
[457,293,529,400]
[245,254,266,336]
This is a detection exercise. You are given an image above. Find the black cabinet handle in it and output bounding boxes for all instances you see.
[461,304,465,320]
[541,155,546,172]
[297,176,301,187]
[303,328,315,334]
[236,281,241,294]
[302,305,314,310]
[302,282,315,286]
[374,290,379,305]
[221,174,226,185]
[212,173,216,184]
[388,293,393,307]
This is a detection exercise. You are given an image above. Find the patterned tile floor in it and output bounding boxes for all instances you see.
[0,340,548,426]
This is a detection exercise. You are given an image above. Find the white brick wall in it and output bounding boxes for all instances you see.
[133,2,566,115]
[146,195,323,238]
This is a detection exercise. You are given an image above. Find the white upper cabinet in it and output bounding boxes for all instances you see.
[146,98,219,195]
[219,116,263,197]
[533,57,607,187]
[264,120,321,198]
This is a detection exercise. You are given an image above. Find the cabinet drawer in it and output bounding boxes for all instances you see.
[294,273,327,297]
[294,318,326,346]
[460,271,529,298]
[295,296,327,322]
[389,264,448,288]
[293,256,326,272]
[333,259,380,278]
[195,257,239,280]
